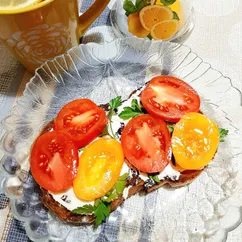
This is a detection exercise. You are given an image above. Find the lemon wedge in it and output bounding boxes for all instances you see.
[0,0,42,11]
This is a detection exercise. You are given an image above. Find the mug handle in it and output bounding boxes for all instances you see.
[79,0,110,33]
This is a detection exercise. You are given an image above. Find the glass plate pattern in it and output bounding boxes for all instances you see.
[1,38,242,242]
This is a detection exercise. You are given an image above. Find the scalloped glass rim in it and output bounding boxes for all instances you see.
[0,37,242,242]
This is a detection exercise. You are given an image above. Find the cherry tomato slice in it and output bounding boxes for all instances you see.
[73,137,124,201]
[55,99,108,148]
[121,114,171,173]
[171,112,220,170]
[30,131,79,193]
[140,76,200,122]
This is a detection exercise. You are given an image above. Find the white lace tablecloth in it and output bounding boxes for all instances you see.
[0,0,242,241]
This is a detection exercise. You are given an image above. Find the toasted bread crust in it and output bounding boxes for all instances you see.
[41,168,202,225]
[42,179,144,225]
[42,189,95,225]
[145,169,203,193]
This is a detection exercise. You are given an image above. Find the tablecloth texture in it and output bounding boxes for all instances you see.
[0,0,242,241]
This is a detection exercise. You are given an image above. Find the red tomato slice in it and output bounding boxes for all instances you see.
[140,76,200,122]
[55,99,108,148]
[121,114,171,173]
[30,131,79,193]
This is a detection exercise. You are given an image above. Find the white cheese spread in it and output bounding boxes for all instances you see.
[50,162,131,211]
[158,163,180,181]
[50,188,94,211]
[139,164,181,182]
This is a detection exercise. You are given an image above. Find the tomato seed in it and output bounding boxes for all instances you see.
[160,105,169,112]
[184,95,193,104]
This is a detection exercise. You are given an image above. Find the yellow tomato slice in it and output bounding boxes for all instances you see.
[73,137,124,201]
[171,113,220,170]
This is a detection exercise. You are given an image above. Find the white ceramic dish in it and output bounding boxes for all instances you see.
[1,38,242,242]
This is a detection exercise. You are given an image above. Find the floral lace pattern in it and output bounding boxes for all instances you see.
[6,23,71,65]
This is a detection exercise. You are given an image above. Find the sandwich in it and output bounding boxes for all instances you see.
[30,75,227,226]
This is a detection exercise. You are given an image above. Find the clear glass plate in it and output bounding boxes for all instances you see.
[1,38,242,242]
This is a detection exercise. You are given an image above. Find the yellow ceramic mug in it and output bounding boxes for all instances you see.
[0,0,110,73]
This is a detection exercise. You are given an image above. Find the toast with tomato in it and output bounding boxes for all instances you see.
[112,76,221,193]
[31,101,144,226]
[30,76,225,226]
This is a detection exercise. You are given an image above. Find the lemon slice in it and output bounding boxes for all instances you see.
[0,0,42,11]
[150,19,179,40]
[139,5,173,31]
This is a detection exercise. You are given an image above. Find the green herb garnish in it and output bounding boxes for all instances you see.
[104,172,129,202]
[219,128,229,142]
[173,11,180,20]
[94,199,111,227]
[123,0,137,16]
[99,125,110,137]
[136,0,150,12]
[114,173,129,194]
[72,199,110,227]
[119,99,144,120]
[109,96,122,113]
[105,190,119,203]
[147,34,153,40]
[149,175,160,183]
[167,123,175,133]
[108,96,122,139]
[72,205,95,215]
[124,0,150,16]
[160,0,176,6]
[72,173,129,226]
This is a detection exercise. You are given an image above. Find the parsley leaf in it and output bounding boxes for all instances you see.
[167,123,175,133]
[219,128,229,142]
[160,0,176,6]
[109,96,122,114]
[108,96,122,139]
[123,0,137,16]
[94,198,101,207]
[149,175,160,183]
[72,204,95,215]
[173,11,180,20]
[131,99,142,112]
[94,200,110,227]
[103,173,129,202]
[119,107,142,119]
[72,173,129,226]
[99,125,110,137]
[105,191,119,203]
[114,173,129,194]
[119,99,144,120]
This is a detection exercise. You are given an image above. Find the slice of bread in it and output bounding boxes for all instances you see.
[144,169,203,193]
[41,178,144,225]
[35,91,204,225]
